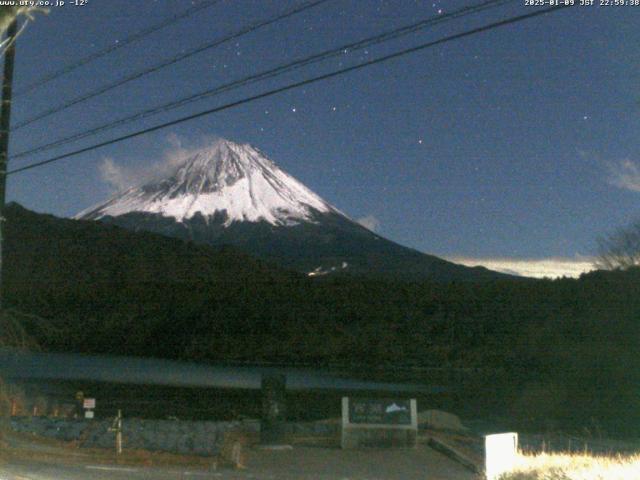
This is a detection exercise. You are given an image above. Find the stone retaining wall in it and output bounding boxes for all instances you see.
[10,417,339,456]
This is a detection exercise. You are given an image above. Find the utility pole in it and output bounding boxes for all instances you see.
[0,17,18,310]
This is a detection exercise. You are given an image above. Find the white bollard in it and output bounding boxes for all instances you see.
[485,432,518,480]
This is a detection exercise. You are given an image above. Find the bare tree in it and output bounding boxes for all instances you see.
[596,220,640,270]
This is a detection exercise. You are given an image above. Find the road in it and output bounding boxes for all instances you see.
[1,461,219,480]
[1,445,475,480]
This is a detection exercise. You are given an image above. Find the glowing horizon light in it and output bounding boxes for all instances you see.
[446,256,596,279]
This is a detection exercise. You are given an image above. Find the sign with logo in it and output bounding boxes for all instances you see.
[349,399,412,425]
[83,398,96,409]
[341,397,417,448]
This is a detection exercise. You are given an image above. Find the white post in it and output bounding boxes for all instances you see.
[116,409,122,455]
[409,399,418,430]
[485,432,518,480]
[340,397,349,449]
[109,409,123,455]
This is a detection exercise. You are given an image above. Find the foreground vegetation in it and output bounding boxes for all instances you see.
[500,452,640,480]
[3,203,639,435]
[0,309,42,447]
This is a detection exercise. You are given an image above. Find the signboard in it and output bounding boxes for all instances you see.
[341,397,417,448]
[349,399,412,425]
[485,432,518,480]
[84,410,94,419]
[83,398,96,409]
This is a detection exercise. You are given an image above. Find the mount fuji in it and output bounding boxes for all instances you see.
[77,139,504,281]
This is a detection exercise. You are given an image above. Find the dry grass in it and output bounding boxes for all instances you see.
[3,439,217,470]
[499,452,640,480]
[0,430,216,470]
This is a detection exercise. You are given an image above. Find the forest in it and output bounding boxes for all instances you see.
[3,203,639,435]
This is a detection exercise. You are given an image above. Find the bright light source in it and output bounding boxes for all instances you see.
[485,432,518,480]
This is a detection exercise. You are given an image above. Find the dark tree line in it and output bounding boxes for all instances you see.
[3,203,639,435]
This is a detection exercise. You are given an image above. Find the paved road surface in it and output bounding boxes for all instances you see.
[1,445,475,480]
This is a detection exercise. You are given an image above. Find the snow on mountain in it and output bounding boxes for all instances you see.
[75,138,510,282]
[77,139,337,226]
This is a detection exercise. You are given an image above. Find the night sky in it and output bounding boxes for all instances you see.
[6,0,640,277]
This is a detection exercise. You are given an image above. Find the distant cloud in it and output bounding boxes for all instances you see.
[165,132,222,161]
[99,157,133,193]
[447,256,596,279]
[608,159,640,192]
[166,132,183,150]
[357,215,380,232]
[97,133,222,193]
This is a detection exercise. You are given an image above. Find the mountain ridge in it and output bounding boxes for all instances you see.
[77,138,511,282]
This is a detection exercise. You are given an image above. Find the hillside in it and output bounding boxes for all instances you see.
[2,203,639,435]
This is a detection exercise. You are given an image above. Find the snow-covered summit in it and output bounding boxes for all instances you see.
[77,139,337,226]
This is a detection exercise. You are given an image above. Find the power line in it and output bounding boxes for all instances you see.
[11,0,332,131]
[15,0,223,97]
[12,0,515,161]
[7,5,571,177]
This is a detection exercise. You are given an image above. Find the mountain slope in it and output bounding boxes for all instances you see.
[78,140,336,226]
[78,139,507,282]
[2,202,304,357]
